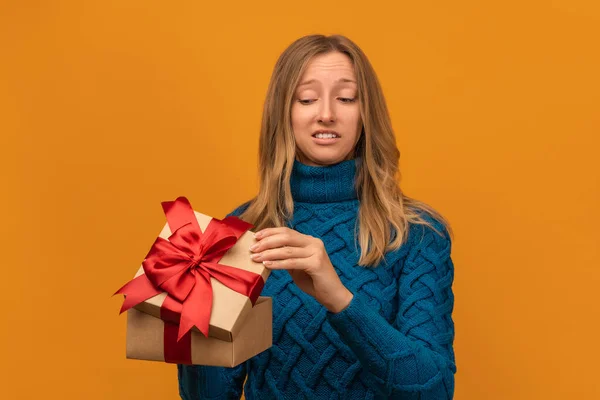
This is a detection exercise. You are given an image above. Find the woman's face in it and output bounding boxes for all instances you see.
[291,51,362,167]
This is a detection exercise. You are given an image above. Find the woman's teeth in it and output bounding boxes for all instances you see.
[314,133,339,139]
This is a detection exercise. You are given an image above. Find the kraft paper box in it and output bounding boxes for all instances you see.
[117,197,270,342]
[126,297,272,367]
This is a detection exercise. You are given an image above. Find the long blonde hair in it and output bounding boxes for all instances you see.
[239,34,453,266]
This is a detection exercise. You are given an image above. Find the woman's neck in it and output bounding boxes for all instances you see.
[289,158,360,203]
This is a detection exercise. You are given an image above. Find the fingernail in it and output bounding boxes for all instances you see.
[254,231,262,239]
[249,243,258,251]
[263,260,272,266]
[250,253,261,260]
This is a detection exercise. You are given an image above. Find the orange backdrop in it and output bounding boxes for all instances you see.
[1,1,598,399]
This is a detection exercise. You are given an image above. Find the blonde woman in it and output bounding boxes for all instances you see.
[179,34,456,399]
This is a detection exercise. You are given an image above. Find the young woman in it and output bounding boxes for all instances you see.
[179,34,456,399]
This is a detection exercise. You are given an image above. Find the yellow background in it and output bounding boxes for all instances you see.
[1,1,598,399]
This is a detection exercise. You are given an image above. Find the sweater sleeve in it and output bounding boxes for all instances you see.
[178,363,246,400]
[326,223,456,399]
[176,202,253,400]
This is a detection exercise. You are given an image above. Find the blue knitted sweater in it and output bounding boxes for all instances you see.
[178,158,456,399]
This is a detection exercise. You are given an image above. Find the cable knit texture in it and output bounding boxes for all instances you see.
[178,158,456,399]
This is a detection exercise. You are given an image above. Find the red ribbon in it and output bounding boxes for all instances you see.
[116,197,264,349]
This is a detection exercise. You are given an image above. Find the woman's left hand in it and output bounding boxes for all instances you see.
[249,227,353,313]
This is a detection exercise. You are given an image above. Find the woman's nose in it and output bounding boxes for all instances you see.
[318,98,336,123]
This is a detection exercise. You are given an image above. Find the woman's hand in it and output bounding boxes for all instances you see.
[249,227,353,313]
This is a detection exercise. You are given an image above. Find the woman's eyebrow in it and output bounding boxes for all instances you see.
[297,78,357,87]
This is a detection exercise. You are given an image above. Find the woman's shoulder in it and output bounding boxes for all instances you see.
[225,200,252,218]
[401,212,453,278]
[383,207,452,267]
[405,208,452,254]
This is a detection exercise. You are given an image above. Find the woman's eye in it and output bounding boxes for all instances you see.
[297,98,356,105]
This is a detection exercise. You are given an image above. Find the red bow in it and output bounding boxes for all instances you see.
[116,196,264,341]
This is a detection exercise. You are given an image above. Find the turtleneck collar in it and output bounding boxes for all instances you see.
[290,158,360,203]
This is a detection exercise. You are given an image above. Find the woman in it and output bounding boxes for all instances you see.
[179,34,456,399]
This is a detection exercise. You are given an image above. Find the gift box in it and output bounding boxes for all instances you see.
[115,196,270,342]
[126,297,272,367]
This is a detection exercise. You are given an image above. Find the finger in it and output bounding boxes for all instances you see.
[251,246,311,262]
[254,227,292,239]
[251,231,308,252]
[262,257,311,270]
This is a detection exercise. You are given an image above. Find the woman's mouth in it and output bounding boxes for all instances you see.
[312,131,341,145]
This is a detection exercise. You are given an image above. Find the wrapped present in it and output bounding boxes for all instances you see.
[126,297,272,367]
[115,196,270,342]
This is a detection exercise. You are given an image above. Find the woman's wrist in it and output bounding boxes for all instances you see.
[325,287,354,314]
